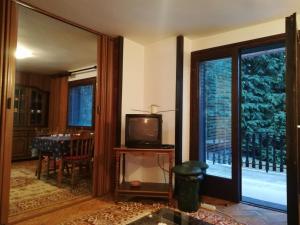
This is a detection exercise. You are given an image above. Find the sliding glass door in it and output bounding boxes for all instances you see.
[190,36,288,205]
[240,44,287,210]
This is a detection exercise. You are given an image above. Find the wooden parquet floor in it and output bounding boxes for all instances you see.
[11,196,287,225]
[202,196,287,225]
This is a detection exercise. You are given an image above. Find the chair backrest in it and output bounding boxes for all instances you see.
[69,131,94,160]
[34,128,50,137]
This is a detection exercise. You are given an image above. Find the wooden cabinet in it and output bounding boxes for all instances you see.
[29,88,49,126]
[114,147,175,205]
[13,86,27,127]
[12,131,28,159]
[14,86,48,128]
[12,85,49,160]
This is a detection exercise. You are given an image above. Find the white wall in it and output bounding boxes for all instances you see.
[144,37,176,144]
[141,37,176,183]
[121,37,176,183]
[192,16,300,51]
[121,38,145,144]
[121,38,147,182]
[182,37,192,162]
[122,15,300,183]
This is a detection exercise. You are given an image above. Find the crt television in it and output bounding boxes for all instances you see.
[125,114,162,148]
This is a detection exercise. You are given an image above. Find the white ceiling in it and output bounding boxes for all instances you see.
[20,0,300,44]
[16,5,97,75]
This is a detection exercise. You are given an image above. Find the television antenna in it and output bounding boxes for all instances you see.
[132,104,176,114]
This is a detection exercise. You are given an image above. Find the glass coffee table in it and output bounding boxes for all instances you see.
[127,208,213,225]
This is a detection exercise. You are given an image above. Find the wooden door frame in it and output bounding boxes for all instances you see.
[0,0,17,224]
[0,1,122,224]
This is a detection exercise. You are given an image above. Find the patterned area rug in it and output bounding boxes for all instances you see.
[59,202,245,225]
[9,161,91,223]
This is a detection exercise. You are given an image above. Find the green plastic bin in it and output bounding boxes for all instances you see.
[173,161,208,212]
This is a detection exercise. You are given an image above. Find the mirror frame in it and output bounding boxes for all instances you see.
[0,1,123,224]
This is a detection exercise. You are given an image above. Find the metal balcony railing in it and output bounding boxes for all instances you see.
[206,132,286,173]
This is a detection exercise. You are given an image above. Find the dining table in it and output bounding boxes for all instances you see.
[32,135,71,186]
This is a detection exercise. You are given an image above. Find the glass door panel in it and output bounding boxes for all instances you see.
[199,57,232,179]
[240,44,287,210]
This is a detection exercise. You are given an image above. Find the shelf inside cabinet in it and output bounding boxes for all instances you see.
[118,182,169,196]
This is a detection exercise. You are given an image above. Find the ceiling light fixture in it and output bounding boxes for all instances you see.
[15,45,33,59]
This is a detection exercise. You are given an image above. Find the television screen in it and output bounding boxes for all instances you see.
[125,114,162,148]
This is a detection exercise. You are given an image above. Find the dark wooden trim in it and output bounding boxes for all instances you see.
[232,48,240,202]
[191,47,238,201]
[298,34,300,196]
[285,13,299,225]
[175,35,184,164]
[15,0,104,36]
[0,1,17,224]
[189,52,200,161]
[67,77,96,130]
[114,36,123,147]
[190,46,239,161]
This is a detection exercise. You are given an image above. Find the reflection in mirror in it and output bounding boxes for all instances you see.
[9,5,97,223]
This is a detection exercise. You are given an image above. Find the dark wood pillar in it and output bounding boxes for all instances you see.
[175,35,184,164]
[285,13,299,225]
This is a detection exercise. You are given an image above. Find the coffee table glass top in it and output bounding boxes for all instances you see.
[127,208,212,225]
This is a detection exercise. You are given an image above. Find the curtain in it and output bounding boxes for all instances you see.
[94,35,118,195]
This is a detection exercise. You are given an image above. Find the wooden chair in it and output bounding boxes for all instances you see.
[35,128,57,179]
[57,131,94,188]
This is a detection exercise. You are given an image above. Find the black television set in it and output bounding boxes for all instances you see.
[125,114,162,148]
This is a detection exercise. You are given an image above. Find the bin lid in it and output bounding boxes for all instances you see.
[182,160,208,170]
[173,164,202,176]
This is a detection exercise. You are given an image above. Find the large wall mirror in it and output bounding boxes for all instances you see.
[9,4,98,223]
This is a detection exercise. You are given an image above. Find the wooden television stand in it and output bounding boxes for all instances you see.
[114,146,175,204]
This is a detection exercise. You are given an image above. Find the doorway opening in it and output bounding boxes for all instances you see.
[9,4,97,223]
[194,40,287,210]
[240,44,287,211]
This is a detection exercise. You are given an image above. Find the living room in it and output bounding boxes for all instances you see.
[0,1,300,225]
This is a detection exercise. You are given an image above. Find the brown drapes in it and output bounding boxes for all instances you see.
[48,76,68,131]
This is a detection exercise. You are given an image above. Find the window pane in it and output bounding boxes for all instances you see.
[68,84,93,127]
[199,57,232,179]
